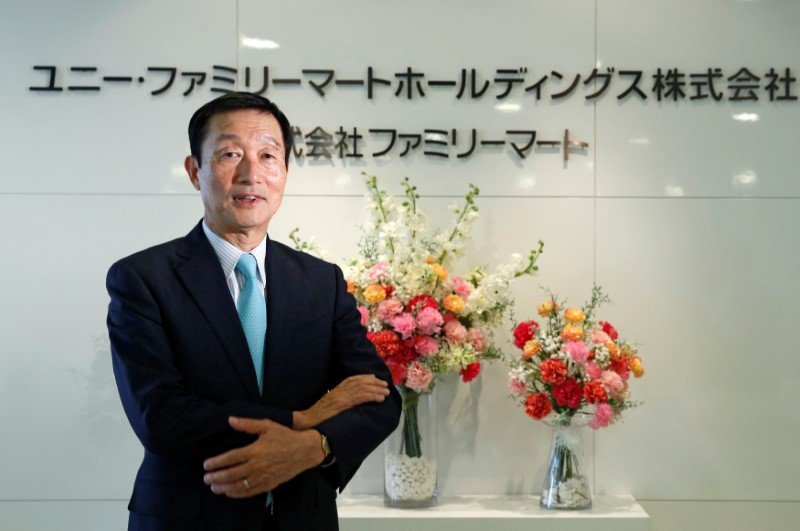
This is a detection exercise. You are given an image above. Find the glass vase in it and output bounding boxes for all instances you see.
[540,420,592,510]
[384,385,437,508]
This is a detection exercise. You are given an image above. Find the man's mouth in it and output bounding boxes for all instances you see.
[234,194,264,204]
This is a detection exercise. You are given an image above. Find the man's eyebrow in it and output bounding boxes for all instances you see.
[255,134,283,147]
[213,133,241,144]
[213,133,282,148]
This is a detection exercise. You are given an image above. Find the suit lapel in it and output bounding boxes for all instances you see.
[175,222,262,402]
[263,239,302,402]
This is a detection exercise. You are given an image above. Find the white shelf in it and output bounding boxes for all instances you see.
[338,495,650,531]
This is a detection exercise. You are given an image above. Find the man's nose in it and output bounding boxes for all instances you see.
[236,154,261,183]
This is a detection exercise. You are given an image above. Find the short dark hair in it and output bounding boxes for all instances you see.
[187,92,293,167]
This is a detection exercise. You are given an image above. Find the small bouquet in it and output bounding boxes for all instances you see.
[507,286,644,430]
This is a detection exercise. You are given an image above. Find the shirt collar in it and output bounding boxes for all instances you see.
[202,220,267,284]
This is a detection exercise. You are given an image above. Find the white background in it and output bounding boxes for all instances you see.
[1,1,799,530]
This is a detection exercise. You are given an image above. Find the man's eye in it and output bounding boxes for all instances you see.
[221,152,239,159]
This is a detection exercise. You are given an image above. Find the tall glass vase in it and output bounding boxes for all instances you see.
[540,420,592,510]
[384,385,437,508]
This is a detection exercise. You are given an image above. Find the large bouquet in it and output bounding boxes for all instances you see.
[292,174,543,453]
[507,286,644,430]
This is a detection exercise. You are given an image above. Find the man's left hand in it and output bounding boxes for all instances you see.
[203,416,324,498]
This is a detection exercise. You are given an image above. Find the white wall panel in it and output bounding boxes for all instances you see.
[594,198,800,500]
[596,0,800,198]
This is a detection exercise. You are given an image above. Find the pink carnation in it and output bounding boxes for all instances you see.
[412,335,439,357]
[600,370,626,395]
[390,312,416,339]
[585,361,603,380]
[405,361,434,390]
[562,341,589,365]
[452,276,471,298]
[509,375,527,396]
[467,328,487,353]
[357,306,369,326]
[367,261,389,281]
[444,320,468,344]
[590,329,611,345]
[589,403,614,429]
[376,299,404,322]
[415,307,444,335]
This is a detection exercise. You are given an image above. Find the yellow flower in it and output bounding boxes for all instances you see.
[561,324,584,342]
[564,307,585,323]
[606,341,623,360]
[443,294,464,314]
[430,263,448,280]
[537,299,558,317]
[364,284,387,305]
[426,256,435,264]
[629,356,645,378]
[522,340,542,359]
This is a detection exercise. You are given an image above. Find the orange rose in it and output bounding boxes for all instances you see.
[426,256,435,264]
[347,280,355,294]
[564,307,585,323]
[443,294,465,314]
[537,300,558,317]
[364,284,387,305]
[430,263,448,281]
[606,341,623,360]
[522,340,542,359]
[629,356,645,378]
[561,324,584,342]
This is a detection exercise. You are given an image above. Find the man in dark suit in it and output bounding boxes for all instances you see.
[107,92,401,530]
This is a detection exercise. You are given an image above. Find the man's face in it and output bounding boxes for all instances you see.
[186,109,288,247]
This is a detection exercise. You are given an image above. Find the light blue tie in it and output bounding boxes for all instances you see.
[236,253,266,393]
[236,253,272,507]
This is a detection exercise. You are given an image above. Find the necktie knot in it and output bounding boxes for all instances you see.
[236,253,259,281]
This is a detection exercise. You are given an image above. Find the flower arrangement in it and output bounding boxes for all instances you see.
[293,174,544,396]
[292,174,544,506]
[507,286,644,430]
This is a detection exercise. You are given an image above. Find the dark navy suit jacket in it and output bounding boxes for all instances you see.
[107,221,400,531]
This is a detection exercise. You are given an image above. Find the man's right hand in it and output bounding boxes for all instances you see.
[293,374,390,430]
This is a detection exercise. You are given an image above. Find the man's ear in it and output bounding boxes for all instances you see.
[185,155,201,191]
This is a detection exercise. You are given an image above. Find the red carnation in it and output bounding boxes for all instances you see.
[370,330,402,360]
[406,294,438,315]
[552,378,583,409]
[395,339,419,366]
[513,320,540,349]
[459,362,481,383]
[609,358,630,381]
[599,321,618,341]
[524,392,553,420]
[584,381,608,404]
[383,285,395,298]
[539,358,568,385]
[386,360,407,386]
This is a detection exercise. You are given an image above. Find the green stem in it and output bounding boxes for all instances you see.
[400,386,422,458]
[363,173,395,255]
